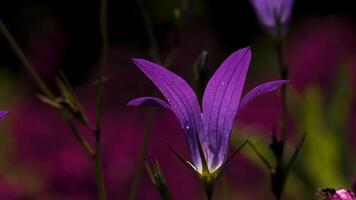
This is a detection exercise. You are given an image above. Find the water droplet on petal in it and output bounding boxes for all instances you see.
[184,121,191,131]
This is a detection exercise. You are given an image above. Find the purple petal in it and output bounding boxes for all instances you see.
[249,0,294,33]
[132,59,203,172]
[238,80,288,111]
[279,0,294,24]
[250,0,275,28]
[127,97,171,110]
[0,111,9,121]
[201,47,251,171]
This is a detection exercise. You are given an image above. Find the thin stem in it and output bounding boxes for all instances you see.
[0,19,54,99]
[220,175,231,200]
[136,0,161,63]
[276,38,288,140]
[273,20,288,200]
[93,130,107,200]
[248,142,272,170]
[66,116,96,156]
[129,110,156,200]
[96,0,109,132]
[93,0,109,198]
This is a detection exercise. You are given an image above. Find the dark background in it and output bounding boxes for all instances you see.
[1,0,355,83]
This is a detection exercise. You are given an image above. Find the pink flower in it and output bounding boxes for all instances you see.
[320,188,356,200]
[331,189,356,200]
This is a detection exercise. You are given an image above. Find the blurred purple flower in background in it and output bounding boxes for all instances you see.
[0,111,8,121]
[249,0,294,35]
[128,47,287,174]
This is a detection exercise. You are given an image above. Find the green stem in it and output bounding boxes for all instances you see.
[93,131,107,200]
[129,110,156,200]
[276,37,288,140]
[136,0,161,63]
[96,0,109,131]
[66,116,96,156]
[93,0,109,198]
[274,22,288,200]
[220,174,231,200]
[0,19,54,99]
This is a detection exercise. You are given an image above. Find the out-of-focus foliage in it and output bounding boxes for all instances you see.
[234,62,355,199]
[291,63,354,196]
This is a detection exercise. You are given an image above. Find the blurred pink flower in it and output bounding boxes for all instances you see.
[288,18,356,93]
[328,189,356,200]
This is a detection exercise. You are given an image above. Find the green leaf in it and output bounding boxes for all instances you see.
[299,86,346,188]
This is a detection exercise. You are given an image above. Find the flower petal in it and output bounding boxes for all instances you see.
[279,0,294,24]
[238,80,288,111]
[249,0,294,34]
[132,59,203,172]
[127,97,171,110]
[0,111,9,121]
[250,0,276,28]
[332,189,356,200]
[202,47,251,171]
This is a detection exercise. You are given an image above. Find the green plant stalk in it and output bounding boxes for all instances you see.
[94,131,107,200]
[94,0,109,198]
[220,175,231,200]
[274,18,288,140]
[129,109,156,200]
[276,37,287,140]
[0,19,54,99]
[274,21,288,200]
[66,116,96,156]
[96,0,108,131]
[136,0,161,63]
[145,159,173,200]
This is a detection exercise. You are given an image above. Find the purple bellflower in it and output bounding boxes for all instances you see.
[249,0,294,36]
[128,47,287,194]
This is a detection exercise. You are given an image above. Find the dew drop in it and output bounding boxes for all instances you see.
[184,121,191,131]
